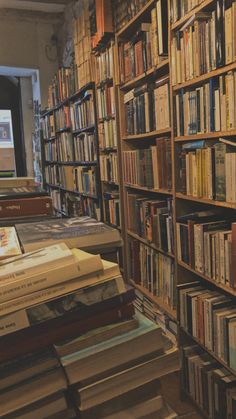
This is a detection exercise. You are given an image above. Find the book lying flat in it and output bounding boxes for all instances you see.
[0,227,22,260]
[0,304,135,364]
[54,317,139,357]
[16,216,122,252]
[0,259,121,317]
[0,187,48,200]
[0,368,67,417]
[0,177,36,188]
[0,245,103,302]
[61,312,163,385]
[0,278,131,338]
[77,347,179,411]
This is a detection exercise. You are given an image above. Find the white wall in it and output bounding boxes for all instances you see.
[0,9,60,108]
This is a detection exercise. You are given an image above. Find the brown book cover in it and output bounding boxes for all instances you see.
[0,196,53,218]
[0,303,134,363]
[231,223,236,288]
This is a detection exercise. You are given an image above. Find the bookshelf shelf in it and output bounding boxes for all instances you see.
[178,260,236,297]
[129,279,176,320]
[180,327,236,377]
[125,183,173,195]
[174,130,236,142]
[72,125,95,135]
[98,115,115,123]
[176,192,236,210]
[122,128,172,141]
[120,60,169,91]
[56,127,71,134]
[127,230,175,259]
[96,77,113,89]
[44,136,56,142]
[173,61,236,92]
[116,0,156,38]
[102,180,119,187]
[171,0,215,31]
[99,147,118,153]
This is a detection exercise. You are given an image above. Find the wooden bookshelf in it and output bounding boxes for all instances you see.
[127,230,175,259]
[116,0,156,37]
[124,183,173,195]
[170,0,236,413]
[41,82,102,220]
[120,59,169,91]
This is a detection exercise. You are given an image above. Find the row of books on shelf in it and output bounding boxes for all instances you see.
[95,43,114,84]
[100,153,119,184]
[48,65,79,109]
[97,85,115,119]
[70,91,95,131]
[55,106,70,131]
[127,195,174,254]
[112,0,149,32]
[172,3,236,85]
[181,344,236,419]
[103,191,121,228]
[176,212,236,289]
[74,133,97,162]
[124,79,170,135]
[174,72,236,136]
[45,165,98,197]
[119,0,168,84]
[178,139,236,203]
[129,240,175,309]
[41,114,55,139]
[123,138,172,191]
[45,133,97,164]
[170,0,206,24]
[51,189,100,219]
[179,281,236,372]
[98,118,117,150]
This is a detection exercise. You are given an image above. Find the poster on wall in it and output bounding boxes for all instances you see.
[0,110,14,148]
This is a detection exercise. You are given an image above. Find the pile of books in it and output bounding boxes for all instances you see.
[0,240,178,418]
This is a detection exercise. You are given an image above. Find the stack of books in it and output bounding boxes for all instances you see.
[56,311,178,418]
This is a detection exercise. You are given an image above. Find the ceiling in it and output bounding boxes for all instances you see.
[0,0,71,13]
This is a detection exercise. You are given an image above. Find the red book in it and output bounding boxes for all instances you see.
[0,196,53,218]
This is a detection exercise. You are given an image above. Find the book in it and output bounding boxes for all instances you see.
[0,244,103,302]
[54,318,139,357]
[0,187,48,200]
[0,280,131,338]
[0,196,53,218]
[0,258,121,317]
[76,348,179,412]
[0,303,135,363]
[0,368,67,417]
[0,227,22,260]
[61,312,163,385]
[0,177,36,188]
[15,216,122,252]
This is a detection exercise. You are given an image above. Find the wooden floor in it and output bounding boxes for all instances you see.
[160,371,204,419]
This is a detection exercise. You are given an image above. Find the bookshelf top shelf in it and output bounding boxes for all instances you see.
[116,0,156,39]
[170,0,215,31]
[120,60,169,91]
[173,61,236,92]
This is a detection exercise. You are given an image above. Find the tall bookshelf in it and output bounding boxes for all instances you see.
[170,0,236,417]
[41,81,102,220]
[115,0,177,321]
